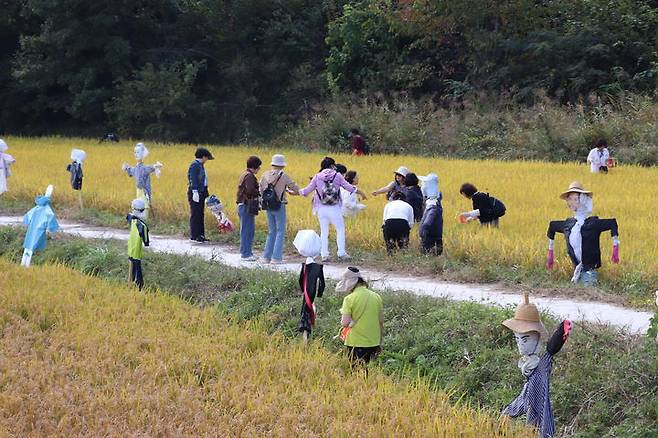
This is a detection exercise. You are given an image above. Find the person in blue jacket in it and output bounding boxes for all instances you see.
[21,185,59,267]
[187,147,214,242]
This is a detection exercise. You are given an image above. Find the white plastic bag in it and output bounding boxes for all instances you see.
[293,230,321,257]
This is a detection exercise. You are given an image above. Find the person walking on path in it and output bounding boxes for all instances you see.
[586,139,610,174]
[418,173,443,256]
[237,155,262,261]
[187,147,214,242]
[350,128,367,156]
[259,154,300,264]
[403,173,424,223]
[126,198,150,290]
[337,267,384,371]
[382,190,414,254]
[458,182,506,227]
[299,157,367,262]
[372,166,409,200]
[546,181,619,286]
[122,142,163,219]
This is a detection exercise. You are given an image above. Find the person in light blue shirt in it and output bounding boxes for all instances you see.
[21,185,59,267]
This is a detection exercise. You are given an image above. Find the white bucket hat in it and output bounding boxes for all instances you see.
[336,267,365,293]
[394,166,410,177]
[271,154,287,167]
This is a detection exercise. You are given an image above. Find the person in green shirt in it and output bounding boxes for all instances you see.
[127,198,150,290]
[337,267,384,368]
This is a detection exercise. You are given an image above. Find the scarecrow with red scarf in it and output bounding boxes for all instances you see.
[294,230,326,344]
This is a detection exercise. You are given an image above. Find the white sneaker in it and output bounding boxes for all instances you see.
[241,255,258,262]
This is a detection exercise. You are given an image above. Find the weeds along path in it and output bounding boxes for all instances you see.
[1,216,653,334]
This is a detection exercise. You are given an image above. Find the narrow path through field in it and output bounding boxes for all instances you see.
[1,216,653,334]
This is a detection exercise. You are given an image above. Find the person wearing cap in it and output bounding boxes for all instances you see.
[259,154,301,264]
[122,142,163,219]
[187,147,214,242]
[382,190,415,254]
[502,294,572,438]
[337,267,384,368]
[299,157,368,262]
[372,166,410,200]
[546,181,619,285]
[418,173,443,256]
[126,198,150,290]
[0,139,16,196]
[458,182,505,227]
[586,138,610,174]
[237,155,262,261]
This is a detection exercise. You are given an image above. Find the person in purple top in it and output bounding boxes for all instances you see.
[299,157,368,262]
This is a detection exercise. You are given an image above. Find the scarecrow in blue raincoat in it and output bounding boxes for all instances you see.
[21,185,60,267]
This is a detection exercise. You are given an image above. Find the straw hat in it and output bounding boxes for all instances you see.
[502,293,548,338]
[560,181,593,200]
[394,166,410,177]
[271,154,287,167]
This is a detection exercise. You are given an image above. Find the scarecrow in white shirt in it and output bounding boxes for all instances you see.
[122,142,163,219]
[0,139,16,196]
[546,181,619,286]
[586,139,610,174]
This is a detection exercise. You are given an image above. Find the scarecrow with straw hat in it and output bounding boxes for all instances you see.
[546,181,619,285]
[502,293,572,438]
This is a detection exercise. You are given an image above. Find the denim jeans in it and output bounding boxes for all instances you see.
[238,203,256,258]
[263,205,287,261]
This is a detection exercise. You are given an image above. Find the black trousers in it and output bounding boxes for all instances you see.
[422,237,443,256]
[346,346,381,375]
[188,189,208,239]
[383,219,410,254]
[129,257,144,290]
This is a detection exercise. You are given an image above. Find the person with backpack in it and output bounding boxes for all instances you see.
[458,182,506,227]
[237,155,262,262]
[259,154,300,264]
[299,157,368,262]
[372,166,409,200]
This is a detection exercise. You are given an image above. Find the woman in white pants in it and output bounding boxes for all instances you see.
[300,157,367,261]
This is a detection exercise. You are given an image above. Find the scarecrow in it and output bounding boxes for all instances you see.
[293,230,326,344]
[0,139,16,196]
[122,142,163,219]
[127,198,150,290]
[502,294,572,438]
[418,173,443,255]
[66,148,86,209]
[546,181,619,285]
[206,195,235,234]
[21,185,60,267]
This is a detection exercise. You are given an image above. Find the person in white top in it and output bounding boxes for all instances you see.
[586,139,610,174]
[382,191,414,254]
[341,170,366,218]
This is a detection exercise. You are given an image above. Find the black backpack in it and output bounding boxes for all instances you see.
[261,172,284,211]
[317,172,340,205]
[489,194,506,218]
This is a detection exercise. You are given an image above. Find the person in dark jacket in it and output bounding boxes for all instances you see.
[404,173,424,223]
[187,147,214,242]
[236,155,262,261]
[546,181,619,285]
[459,182,503,227]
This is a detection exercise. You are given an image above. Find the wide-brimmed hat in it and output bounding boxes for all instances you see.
[271,154,287,167]
[394,166,410,177]
[336,267,365,293]
[560,181,592,200]
[502,293,549,339]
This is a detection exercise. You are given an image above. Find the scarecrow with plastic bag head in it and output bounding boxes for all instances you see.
[0,139,16,196]
[293,230,326,344]
[418,173,443,255]
[206,195,235,235]
[122,142,163,219]
[127,198,150,290]
[66,149,86,190]
[21,185,60,267]
[546,181,619,286]
[502,293,572,438]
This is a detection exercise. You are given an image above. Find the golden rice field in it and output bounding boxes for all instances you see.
[0,259,531,436]
[2,136,658,290]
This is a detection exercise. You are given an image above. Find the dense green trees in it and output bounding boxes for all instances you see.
[0,0,656,142]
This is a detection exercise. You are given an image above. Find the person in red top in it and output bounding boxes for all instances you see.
[350,128,366,156]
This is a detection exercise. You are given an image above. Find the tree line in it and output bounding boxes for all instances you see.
[1,0,656,143]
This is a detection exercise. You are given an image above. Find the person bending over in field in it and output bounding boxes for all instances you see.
[546,181,619,286]
[458,183,506,227]
[372,166,410,200]
[382,190,414,255]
